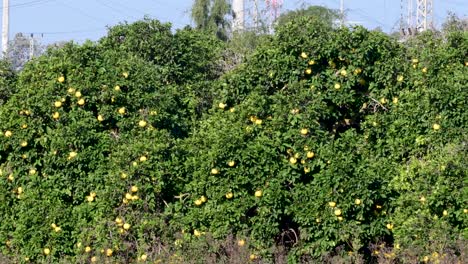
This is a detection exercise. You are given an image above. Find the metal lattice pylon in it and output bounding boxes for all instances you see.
[400,0,434,36]
[265,0,283,20]
[416,0,434,31]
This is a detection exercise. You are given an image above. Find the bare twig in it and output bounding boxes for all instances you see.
[368,96,388,111]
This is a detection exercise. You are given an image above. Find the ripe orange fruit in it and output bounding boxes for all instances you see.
[289,157,297,164]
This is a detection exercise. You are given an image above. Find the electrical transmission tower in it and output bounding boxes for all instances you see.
[416,0,434,32]
[400,0,434,36]
[264,0,282,32]
[265,0,282,21]
[232,0,283,32]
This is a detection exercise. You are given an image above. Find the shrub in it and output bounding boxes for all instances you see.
[0,17,466,263]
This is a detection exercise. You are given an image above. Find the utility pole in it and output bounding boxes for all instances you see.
[340,0,345,27]
[29,34,35,59]
[2,0,9,56]
[232,0,244,31]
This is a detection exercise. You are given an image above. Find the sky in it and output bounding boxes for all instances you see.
[2,0,467,46]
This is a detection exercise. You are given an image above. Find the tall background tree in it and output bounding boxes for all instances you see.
[191,0,231,40]
[0,59,16,105]
[442,12,468,33]
[7,33,44,71]
[276,5,341,28]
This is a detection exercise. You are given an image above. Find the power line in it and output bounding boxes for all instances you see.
[0,0,55,9]
[95,0,140,20]
[24,28,106,36]
[8,1,190,45]
[113,0,188,24]
[96,0,187,28]
[348,7,389,28]
[443,0,467,6]
[327,0,390,29]
[60,1,108,24]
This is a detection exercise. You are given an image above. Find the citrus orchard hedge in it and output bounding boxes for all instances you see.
[0,17,466,263]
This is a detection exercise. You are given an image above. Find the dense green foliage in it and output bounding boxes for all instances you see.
[276,5,341,28]
[191,0,231,40]
[0,16,466,263]
[0,60,16,105]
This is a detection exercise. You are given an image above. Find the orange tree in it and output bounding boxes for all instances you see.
[0,59,16,105]
[386,30,467,260]
[0,16,466,263]
[0,19,223,263]
[167,18,404,256]
[166,18,467,261]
